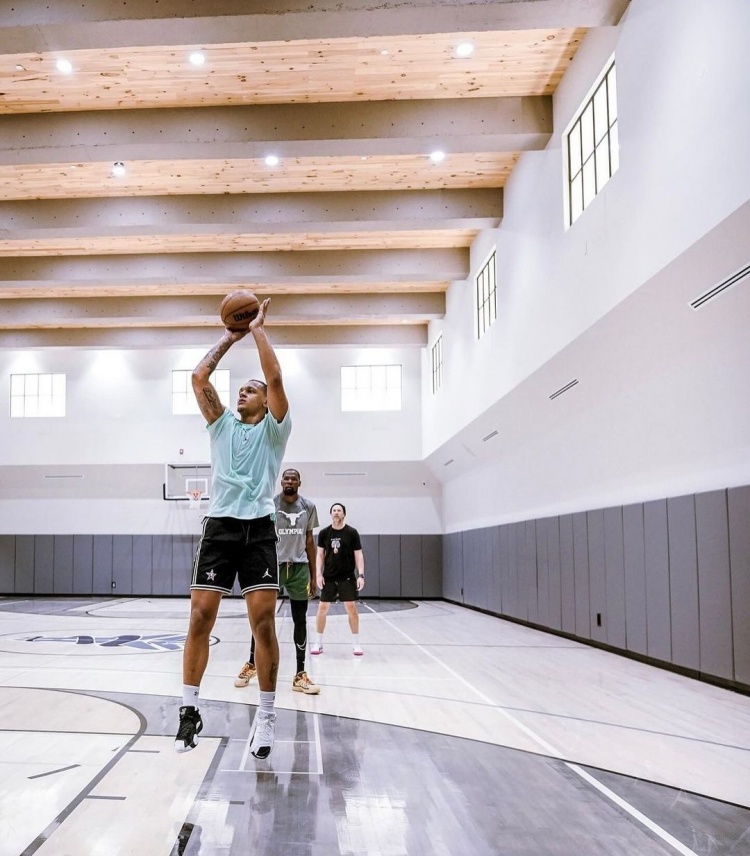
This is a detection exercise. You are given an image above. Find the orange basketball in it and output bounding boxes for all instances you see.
[220,290,260,331]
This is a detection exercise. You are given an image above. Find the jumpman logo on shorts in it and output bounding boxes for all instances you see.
[262,569,272,579]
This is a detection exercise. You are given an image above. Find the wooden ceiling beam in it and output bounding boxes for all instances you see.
[0,189,503,231]
[0,98,551,164]
[0,247,471,284]
[0,292,446,327]
[0,325,428,350]
[0,2,628,52]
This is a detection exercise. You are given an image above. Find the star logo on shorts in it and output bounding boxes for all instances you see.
[206,569,216,581]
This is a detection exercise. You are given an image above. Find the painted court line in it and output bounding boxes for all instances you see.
[362,603,700,856]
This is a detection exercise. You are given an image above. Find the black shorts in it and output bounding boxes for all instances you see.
[192,516,279,596]
[319,575,358,603]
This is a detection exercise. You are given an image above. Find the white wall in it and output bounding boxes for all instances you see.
[0,345,422,466]
[424,0,750,531]
[0,344,442,534]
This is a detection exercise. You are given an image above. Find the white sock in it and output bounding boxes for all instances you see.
[316,634,324,646]
[352,634,360,647]
[182,684,200,708]
[259,691,276,718]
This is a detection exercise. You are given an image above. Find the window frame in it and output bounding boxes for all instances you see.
[431,335,443,394]
[9,372,66,418]
[475,249,497,339]
[563,56,618,227]
[340,363,402,412]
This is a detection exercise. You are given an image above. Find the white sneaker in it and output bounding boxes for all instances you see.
[310,642,323,655]
[352,644,363,656]
[250,711,276,759]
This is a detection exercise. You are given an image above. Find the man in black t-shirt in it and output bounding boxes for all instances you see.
[312,502,365,656]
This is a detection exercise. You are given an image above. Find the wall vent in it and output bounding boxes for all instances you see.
[690,263,750,310]
[549,379,579,400]
[443,458,454,467]
[482,430,498,442]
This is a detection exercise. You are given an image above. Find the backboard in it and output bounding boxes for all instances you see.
[164,463,212,501]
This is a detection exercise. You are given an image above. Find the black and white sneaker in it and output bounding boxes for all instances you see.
[249,711,276,759]
[175,705,203,753]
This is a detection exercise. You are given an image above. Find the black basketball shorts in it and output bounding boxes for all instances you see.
[192,516,279,596]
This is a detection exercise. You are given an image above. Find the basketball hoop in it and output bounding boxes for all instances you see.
[187,488,205,510]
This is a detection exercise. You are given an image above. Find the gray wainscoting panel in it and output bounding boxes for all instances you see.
[54,535,74,595]
[92,535,113,596]
[644,500,671,662]
[72,535,93,594]
[172,536,194,596]
[572,512,590,639]
[546,517,562,631]
[443,532,463,603]
[378,535,401,598]
[505,524,520,618]
[487,526,502,614]
[695,490,734,681]
[587,510,607,644]
[667,495,700,671]
[0,536,16,593]
[463,527,487,609]
[400,535,422,598]
[535,520,550,626]
[515,520,537,621]
[132,536,153,595]
[728,486,750,684]
[34,536,55,594]
[359,534,380,597]
[603,507,626,649]
[421,535,443,599]
[152,536,173,596]
[622,504,647,656]
[559,515,576,634]
[112,536,133,597]
[15,536,34,593]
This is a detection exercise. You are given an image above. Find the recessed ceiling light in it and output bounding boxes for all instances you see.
[429,150,446,163]
[380,49,390,56]
[15,64,26,71]
[111,162,126,177]
[264,155,279,166]
[56,58,73,74]
[360,156,369,161]
[455,42,475,58]
[188,51,206,66]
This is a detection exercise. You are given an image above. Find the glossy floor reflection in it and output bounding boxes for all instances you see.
[0,597,749,855]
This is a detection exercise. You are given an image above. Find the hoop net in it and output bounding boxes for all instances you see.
[187,488,205,510]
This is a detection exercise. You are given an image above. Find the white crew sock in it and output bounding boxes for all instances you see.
[259,690,276,717]
[316,633,324,646]
[352,634,360,647]
[182,684,200,708]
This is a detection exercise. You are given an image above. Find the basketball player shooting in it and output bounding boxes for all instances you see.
[175,296,291,760]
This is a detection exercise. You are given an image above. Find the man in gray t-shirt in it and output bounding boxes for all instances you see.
[235,468,321,694]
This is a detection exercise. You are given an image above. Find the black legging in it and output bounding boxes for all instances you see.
[249,598,308,674]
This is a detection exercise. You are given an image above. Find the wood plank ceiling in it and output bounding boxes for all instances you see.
[0,0,629,349]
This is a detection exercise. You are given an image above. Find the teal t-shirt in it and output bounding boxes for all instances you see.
[206,407,292,520]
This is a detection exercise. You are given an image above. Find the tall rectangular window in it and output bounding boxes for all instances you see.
[431,335,443,393]
[566,59,618,226]
[476,250,497,339]
[10,373,66,417]
[341,364,402,411]
[172,369,230,415]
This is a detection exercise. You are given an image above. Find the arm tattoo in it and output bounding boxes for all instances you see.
[202,387,220,409]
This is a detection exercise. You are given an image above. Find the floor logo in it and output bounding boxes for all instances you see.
[0,631,218,655]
